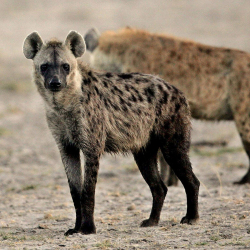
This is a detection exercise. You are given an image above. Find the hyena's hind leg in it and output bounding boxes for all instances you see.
[230,105,250,184]
[234,139,250,184]
[233,128,250,184]
[158,150,178,186]
[160,136,200,224]
[133,139,168,227]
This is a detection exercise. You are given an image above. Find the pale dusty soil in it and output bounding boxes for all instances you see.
[0,1,250,249]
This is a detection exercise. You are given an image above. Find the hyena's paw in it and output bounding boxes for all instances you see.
[233,174,250,185]
[64,228,78,236]
[140,219,158,227]
[180,216,199,225]
[79,221,96,235]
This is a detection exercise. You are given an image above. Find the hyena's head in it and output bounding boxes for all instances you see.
[23,31,85,92]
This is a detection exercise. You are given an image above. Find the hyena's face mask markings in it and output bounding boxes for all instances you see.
[37,48,71,92]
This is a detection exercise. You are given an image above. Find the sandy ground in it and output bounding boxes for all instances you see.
[0,1,250,249]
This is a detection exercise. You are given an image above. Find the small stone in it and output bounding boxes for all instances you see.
[127,203,136,211]
[38,224,49,229]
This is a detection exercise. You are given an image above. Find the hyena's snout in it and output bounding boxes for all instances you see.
[47,75,62,92]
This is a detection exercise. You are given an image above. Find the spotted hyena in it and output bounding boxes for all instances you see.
[23,31,199,235]
[84,27,250,185]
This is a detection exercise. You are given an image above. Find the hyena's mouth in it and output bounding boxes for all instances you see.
[49,88,61,93]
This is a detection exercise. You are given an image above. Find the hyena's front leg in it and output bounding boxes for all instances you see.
[58,141,83,236]
[79,153,100,234]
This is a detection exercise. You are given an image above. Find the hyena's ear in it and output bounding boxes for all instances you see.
[23,32,43,59]
[84,28,100,52]
[65,31,86,58]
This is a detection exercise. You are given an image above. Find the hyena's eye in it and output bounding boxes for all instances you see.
[40,64,48,73]
[62,63,70,73]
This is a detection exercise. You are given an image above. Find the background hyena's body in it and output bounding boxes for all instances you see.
[23,31,200,235]
[85,27,250,185]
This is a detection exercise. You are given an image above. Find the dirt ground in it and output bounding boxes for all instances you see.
[0,1,250,249]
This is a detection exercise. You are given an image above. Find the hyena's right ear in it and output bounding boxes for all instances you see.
[23,32,43,59]
[84,28,100,52]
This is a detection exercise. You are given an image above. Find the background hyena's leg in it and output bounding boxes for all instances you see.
[133,141,168,227]
[231,110,250,184]
[59,142,83,236]
[160,142,200,225]
[158,150,178,186]
[234,139,250,184]
[79,153,100,234]
[237,140,250,183]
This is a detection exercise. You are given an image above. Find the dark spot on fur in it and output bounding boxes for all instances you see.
[189,63,195,70]
[144,85,155,103]
[103,80,108,88]
[94,86,99,95]
[125,84,130,91]
[198,47,212,54]
[104,99,109,108]
[141,78,150,83]
[109,100,119,111]
[119,96,125,105]
[88,71,98,82]
[83,77,91,85]
[175,103,181,113]
[113,86,124,95]
[123,121,131,128]
[138,94,144,102]
[128,94,137,102]
[86,93,91,104]
[147,96,152,103]
[127,101,132,107]
[162,91,169,103]
[157,84,163,91]
[170,51,176,57]
[172,86,179,94]
[171,95,177,102]
[105,72,113,78]
[122,105,128,112]
[177,54,182,60]
[118,73,133,79]
[80,97,84,103]
[156,108,162,116]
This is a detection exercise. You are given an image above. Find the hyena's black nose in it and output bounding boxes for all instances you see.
[49,76,61,91]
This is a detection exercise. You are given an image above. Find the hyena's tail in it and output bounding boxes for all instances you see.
[84,28,100,52]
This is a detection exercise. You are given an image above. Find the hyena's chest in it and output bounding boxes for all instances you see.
[47,108,88,146]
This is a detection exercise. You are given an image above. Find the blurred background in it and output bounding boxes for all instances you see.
[1,0,250,86]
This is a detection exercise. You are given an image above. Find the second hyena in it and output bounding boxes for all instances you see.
[85,27,250,185]
[23,31,199,235]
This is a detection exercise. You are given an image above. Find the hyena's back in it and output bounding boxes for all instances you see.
[87,28,250,121]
